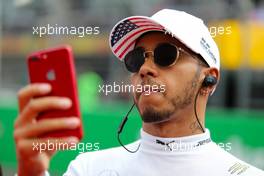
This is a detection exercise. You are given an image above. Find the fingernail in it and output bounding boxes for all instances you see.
[66,118,80,129]
[60,98,72,108]
[67,137,79,144]
[39,84,51,92]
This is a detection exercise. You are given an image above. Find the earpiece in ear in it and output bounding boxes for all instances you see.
[202,75,217,87]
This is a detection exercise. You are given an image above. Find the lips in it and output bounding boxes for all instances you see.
[142,86,161,95]
[134,79,165,100]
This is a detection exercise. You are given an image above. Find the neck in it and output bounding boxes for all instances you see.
[139,128,211,153]
[142,99,206,138]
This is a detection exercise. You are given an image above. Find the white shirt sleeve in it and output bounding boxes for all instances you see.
[63,158,83,176]
[63,152,93,176]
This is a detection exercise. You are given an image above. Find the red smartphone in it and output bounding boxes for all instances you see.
[27,45,83,140]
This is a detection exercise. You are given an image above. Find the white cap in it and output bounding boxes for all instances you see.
[109,9,220,70]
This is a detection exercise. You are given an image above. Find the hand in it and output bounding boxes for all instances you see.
[14,83,80,176]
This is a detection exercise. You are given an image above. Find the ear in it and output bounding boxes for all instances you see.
[200,67,220,95]
[208,67,219,79]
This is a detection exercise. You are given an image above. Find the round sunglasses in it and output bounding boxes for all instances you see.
[124,43,201,73]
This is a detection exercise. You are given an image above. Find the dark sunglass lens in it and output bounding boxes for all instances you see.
[154,43,177,67]
[124,47,145,73]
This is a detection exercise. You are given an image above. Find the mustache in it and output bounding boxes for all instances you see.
[140,79,162,87]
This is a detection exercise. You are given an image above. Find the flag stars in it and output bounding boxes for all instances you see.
[111,19,138,46]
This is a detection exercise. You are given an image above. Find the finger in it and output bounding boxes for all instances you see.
[17,83,52,112]
[16,137,79,156]
[17,152,51,176]
[15,97,72,127]
[14,117,80,139]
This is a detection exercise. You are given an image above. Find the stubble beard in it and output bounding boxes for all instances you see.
[140,67,201,124]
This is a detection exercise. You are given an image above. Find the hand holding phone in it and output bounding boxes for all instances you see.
[27,46,83,139]
[13,46,83,175]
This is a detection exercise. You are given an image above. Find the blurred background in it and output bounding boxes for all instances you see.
[0,0,264,175]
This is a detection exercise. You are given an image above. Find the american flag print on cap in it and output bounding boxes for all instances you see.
[109,16,164,60]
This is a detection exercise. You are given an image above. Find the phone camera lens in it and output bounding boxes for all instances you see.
[31,56,39,61]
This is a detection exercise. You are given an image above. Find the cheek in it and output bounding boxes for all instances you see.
[161,68,193,96]
[163,78,180,98]
[161,73,184,96]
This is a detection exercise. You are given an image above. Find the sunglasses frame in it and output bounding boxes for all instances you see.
[124,42,206,73]
[142,43,182,68]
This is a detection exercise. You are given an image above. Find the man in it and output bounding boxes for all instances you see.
[14,9,264,176]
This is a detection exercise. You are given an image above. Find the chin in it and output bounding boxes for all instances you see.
[139,104,174,123]
[135,92,174,123]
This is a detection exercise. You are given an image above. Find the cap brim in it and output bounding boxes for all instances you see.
[109,16,165,61]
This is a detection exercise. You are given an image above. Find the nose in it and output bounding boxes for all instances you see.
[138,56,158,79]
